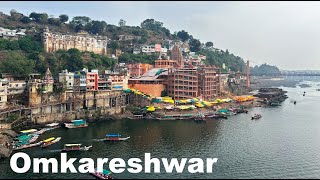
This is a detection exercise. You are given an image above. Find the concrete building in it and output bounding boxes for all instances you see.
[167,65,221,100]
[128,68,169,97]
[42,27,108,55]
[86,69,99,91]
[59,69,74,91]
[0,27,26,40]
[127,63,153,77]
[154,59,178,69]
[100,70,130,91]
[74,69,87,92]
[0,79,8,108]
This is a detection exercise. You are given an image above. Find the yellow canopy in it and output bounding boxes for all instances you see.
[20,129,37,133]
[147,106,156,112]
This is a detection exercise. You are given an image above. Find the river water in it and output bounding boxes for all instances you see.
[1,79,320,179]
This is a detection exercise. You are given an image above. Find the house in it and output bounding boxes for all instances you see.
[127,63,154,78]
[86,69,99,91]
[74,69,87,92]
[59,69,74,91]
[0,79,8,108]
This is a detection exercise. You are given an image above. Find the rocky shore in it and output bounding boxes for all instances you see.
[0,129,17,159]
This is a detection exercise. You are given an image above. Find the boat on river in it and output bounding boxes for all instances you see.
[252,114,262,120]
[61,144,92,152]
[28,134,39,143]
[104,134,130,141]
[41,137,61,148]
[90,169,112,179]
[64,119,88,129]
[46,123,60,129]
[13,141,43,151]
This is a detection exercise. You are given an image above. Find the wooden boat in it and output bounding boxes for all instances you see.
[90,169,112,179]
[20,129,38,135]
[46,123,60,129]
[206,114,228,119]
[28,134,39,143]
[64,119,88,129]
[13,141,43,151]
[41,137,61,148]
[252,114,262,120]
[62,144,92,152]
[104,134,130,141]
[194,113,206,121]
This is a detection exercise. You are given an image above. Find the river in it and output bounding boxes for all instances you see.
[1,78,320,179]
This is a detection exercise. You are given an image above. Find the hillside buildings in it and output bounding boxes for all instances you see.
[0,27,26,40]
[42,27,108,55]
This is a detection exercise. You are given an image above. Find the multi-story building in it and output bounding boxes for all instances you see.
[42,27,108,55]
[0,27,26,40]
[154,59,178,69]
[167,65,221,100]
[0,79,8,108]
[127,63,153,77]
[86,70,99,91]
[74,69,87,92]
[59,69,74,91]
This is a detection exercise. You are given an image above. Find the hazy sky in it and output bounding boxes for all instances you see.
[1,1,320,70]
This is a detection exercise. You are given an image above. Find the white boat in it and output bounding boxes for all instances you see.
[46,123,60,129]
[28,134,39,143]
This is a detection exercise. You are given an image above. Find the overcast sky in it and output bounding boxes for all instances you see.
[1,1,320,70]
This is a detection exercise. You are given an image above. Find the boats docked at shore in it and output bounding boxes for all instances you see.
[13,141,43,151]
[104,134,130,141]
[61,144,92,152]
[64,119,88,129]
[90,169,112,179]
[41,137,61,148]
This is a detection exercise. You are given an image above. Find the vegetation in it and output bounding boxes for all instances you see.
[200,49,246,73]
[118,53,159,64]
[0,9,250,74]
[250,63,281,76]
[0,36,115,77]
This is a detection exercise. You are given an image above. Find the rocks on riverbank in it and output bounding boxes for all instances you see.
[0,129,16,159]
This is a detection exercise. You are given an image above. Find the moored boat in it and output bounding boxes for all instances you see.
[251,114,262,120]
[104,134,130,141]
[41,137,61,148]
[62,144,92,152]
[28,134,39,143]
[64,119,88,129]
[13,141,43,151]
[46,123,60,129]
[90,169,112,179]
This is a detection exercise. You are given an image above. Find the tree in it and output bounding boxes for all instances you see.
[119,19,126,27]
[70,16,91,31]
[29,12,48,23]
[20,16,31,23]
[48,18,61,26]
[59,14,69,23]
[205,42,214,48]
[0,51,35,78]
[177,30,190,42]
[141,19,164,32]
[189,38,201,52]
[88,20,107,34]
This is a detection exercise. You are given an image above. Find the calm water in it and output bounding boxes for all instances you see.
[1,80,320,179]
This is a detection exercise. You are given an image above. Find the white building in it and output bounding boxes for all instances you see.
[0,27,26,40]
[59,69,75,91]
[0,79,8,108]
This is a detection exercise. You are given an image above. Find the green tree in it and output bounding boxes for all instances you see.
[177,30,190,42]
[189,38,201,52]
[48,18,61,26]
[205,41,214,47]
[119,19,126,27]
[20,16,31,23]
[0,51,35,78]
[59,14,69,23]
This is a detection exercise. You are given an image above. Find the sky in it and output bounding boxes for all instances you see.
[1,1,320,70]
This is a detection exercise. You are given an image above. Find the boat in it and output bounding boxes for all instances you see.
[20,129,38,135]
[104,134,130,141]
[41,137,61,148]
[62,144,92,152]
[64,119,88,129]
[90,169,112,179]
[293,101,297,105]
[269,102,281,106]
[194,113,206,121]
[46,123,60,129]
[206,114,228,119]
[28,134,39,143]
[13,141,43,151]
[251,114,262,120]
